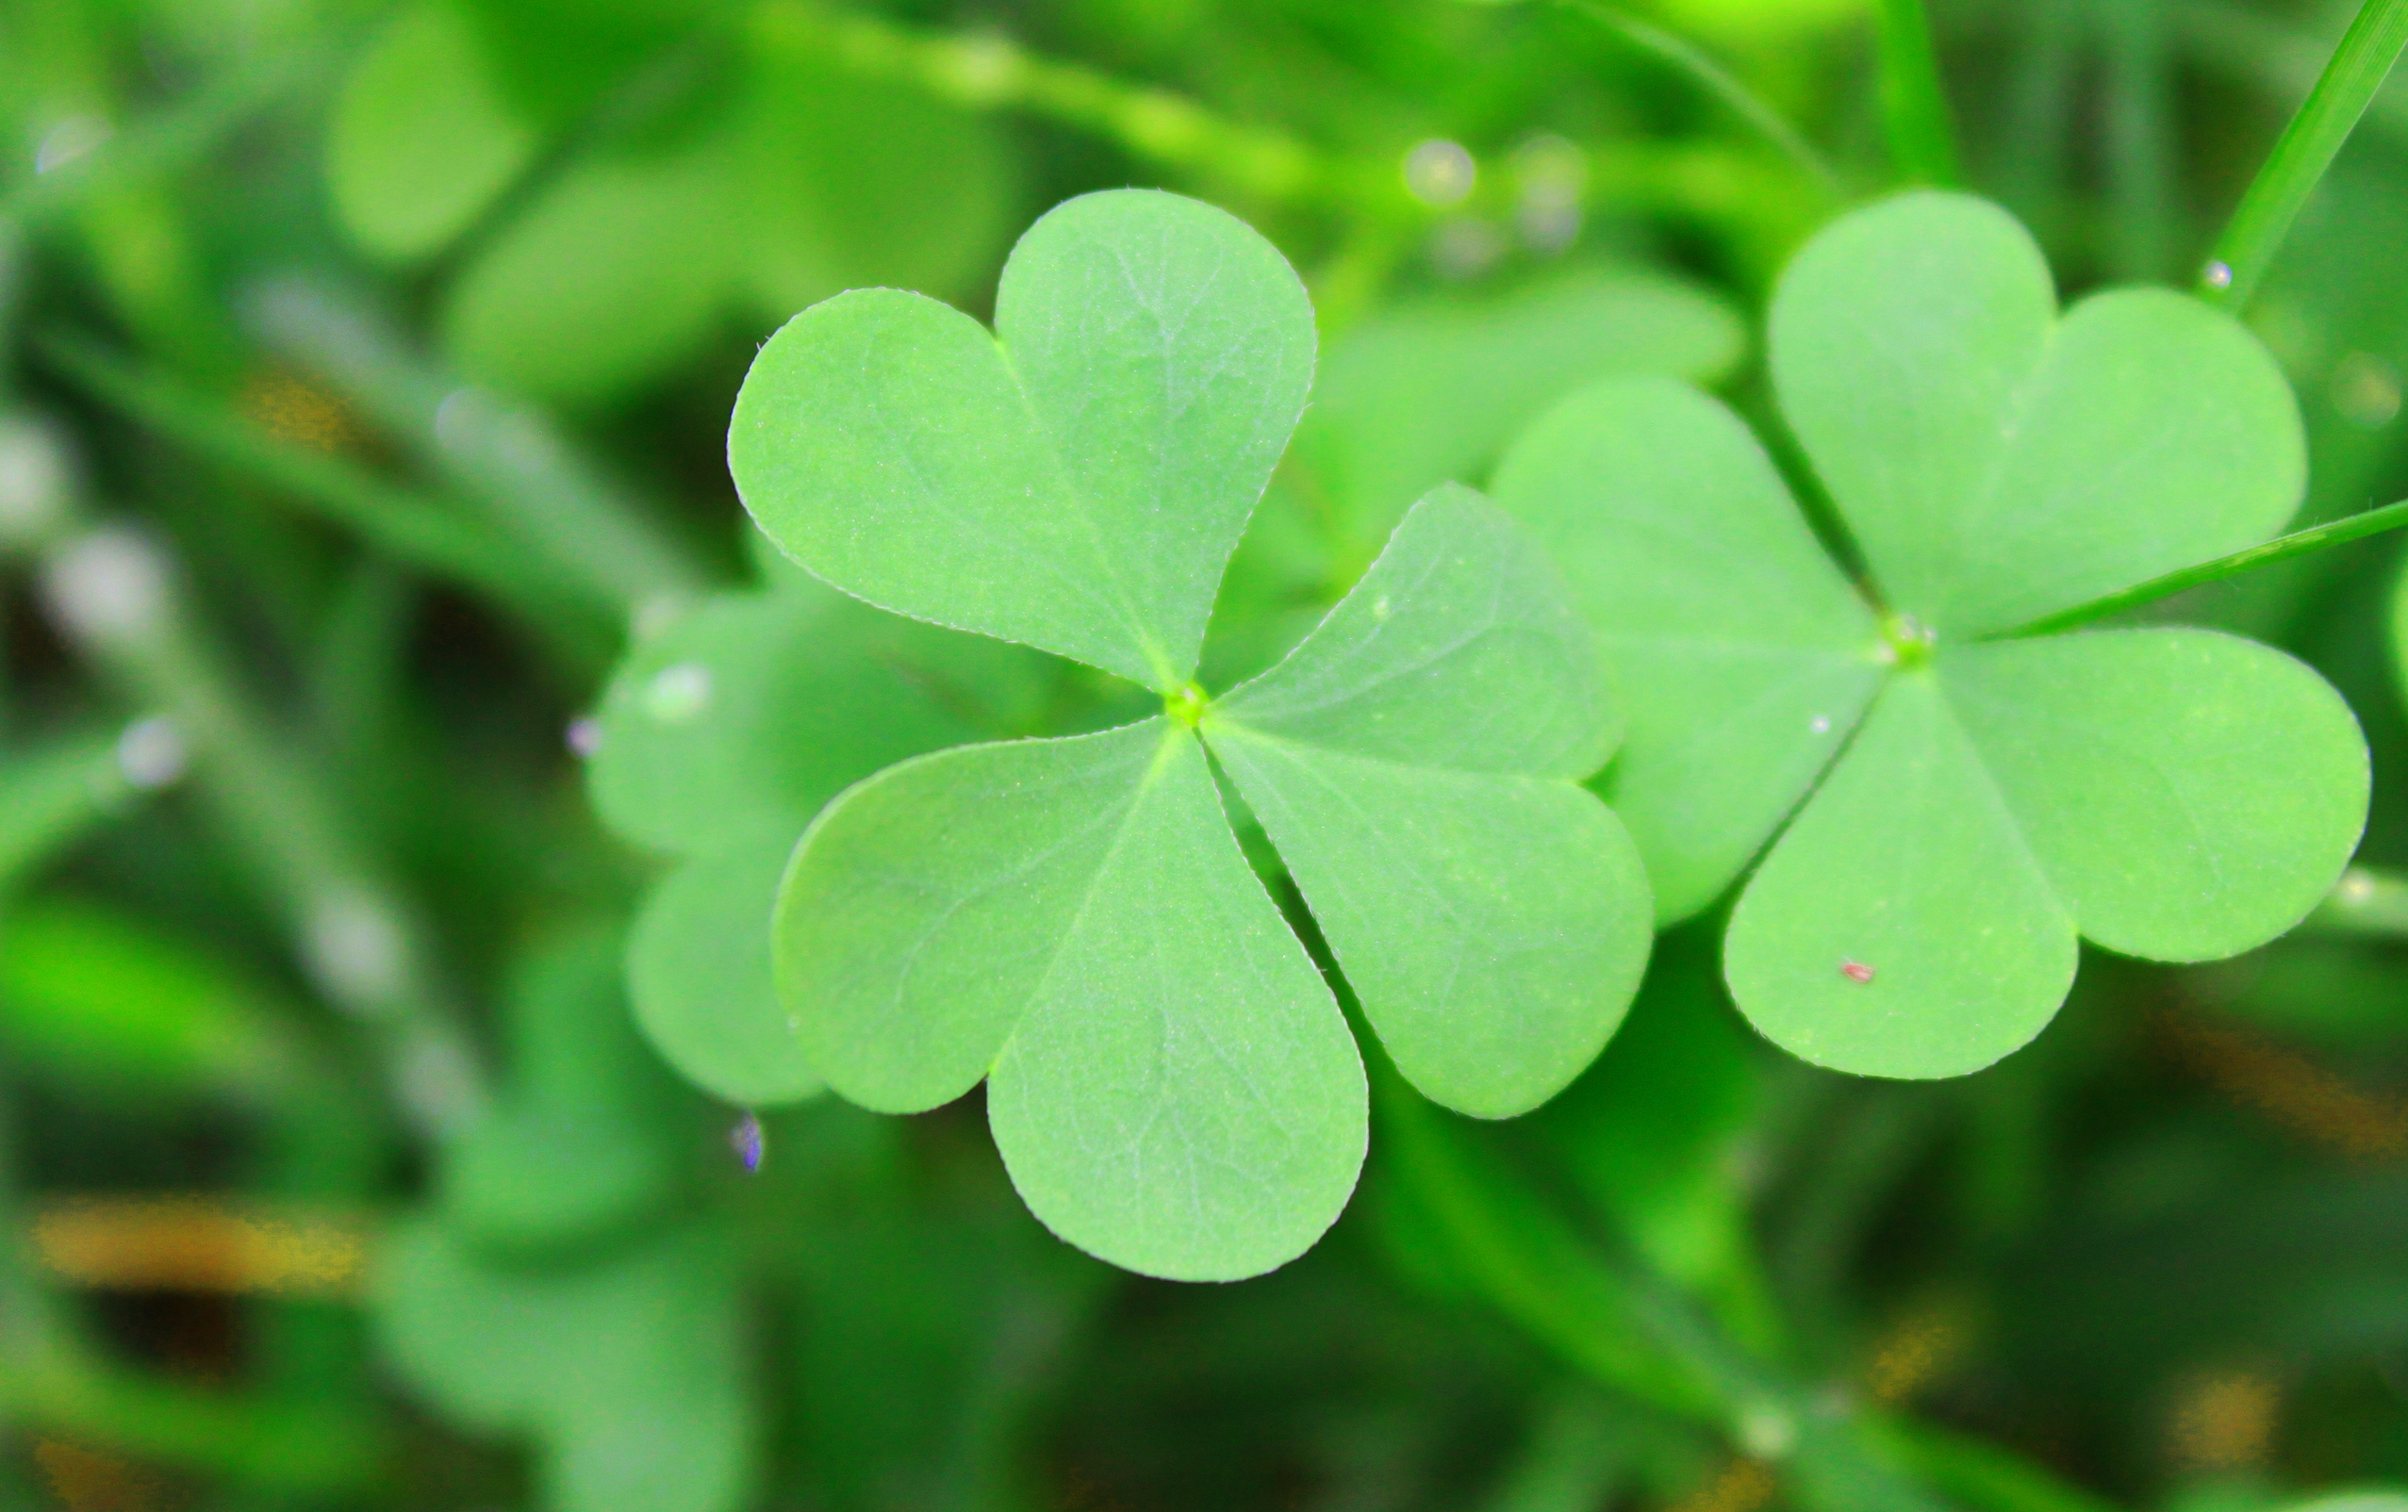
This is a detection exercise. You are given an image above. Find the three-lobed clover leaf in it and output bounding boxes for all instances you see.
[1493,189,2369,1079]
[731,189,1655,1280]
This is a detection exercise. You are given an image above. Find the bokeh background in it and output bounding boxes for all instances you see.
[1,0,2406,1509]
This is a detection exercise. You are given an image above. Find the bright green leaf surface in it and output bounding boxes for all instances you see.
[1208,731,1646,1118]
[1944,629,2367,961]
[1771,190,2303,635]
[731,189,1313,690]
[443,131,740,403]
[1493,376,1883,922]
[377,1217,756,1512]
[984,730,1363,1281]
[587,588,977,857]
[1724,674,2078,1078]
[1291,265,1744,567]
[327,0,539,263]
[629,836,822,1108]
[775,719,1170,1113]
[1206,487,1649,1117]
[1212,485,1617,779]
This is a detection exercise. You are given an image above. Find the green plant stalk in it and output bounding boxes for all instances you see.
[753,1,1331,204]
[1558,0,1843,196]
[2200,0,2408,306]
[243,280,712,622]
[40,334,616,671]
[39,525,490,1138]
[0,728,133,895]
[1372,1056,1968,1512]
[1875,0,1964,185]
[0,44,328,237]
[756,0,1820,242]
[1868,1415,2125,1512]
[2004,495,2408,635]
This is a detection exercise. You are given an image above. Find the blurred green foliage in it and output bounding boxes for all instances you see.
[1,0,2405,1508]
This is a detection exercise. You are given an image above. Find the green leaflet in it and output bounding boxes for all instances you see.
[781,720,1362,1279]
[1206,487,1651,1117]
[1943,630,2367,962]
[628,836,821,1108]
[1496,190,2367,1079]
[1493,376,1882,924]
[1724,673,2078,1079]
[1770,189,2306,637]
[376,1217,756,1512]
[742,191,1656,1277]
[326,0,538,263]
[776,720,1174,1114]
[732,189,1315,691]
[982,731,1365,1281]
[442,129,742,404]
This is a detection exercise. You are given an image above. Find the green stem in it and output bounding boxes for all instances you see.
[1868,1415,2126,1512]
[0,727,136,895]
[38,524,491,1137]
[1373,1058,1956,1512]
[39,333,615,670]
[756,0,1820,242]
[242,280,712,622]
[0,45,328,237]
[2199,0,2408,306]
[752,1,1335,205]
[1874,0,1964,185]
[2001,496,2408,636]
[1557,1,1843,195]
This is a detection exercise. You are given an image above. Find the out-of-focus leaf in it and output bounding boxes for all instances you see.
[441,925,685,1255]
[326,0,539,262]
[1531,929,1762,1298]
[0,897,309,1100]
[737,38,1014,322]
[587,586,981,858]
[441,125,744,404]
[628,835,820,1108]
[376,1215,757,1512]
[1290,263,1745,574]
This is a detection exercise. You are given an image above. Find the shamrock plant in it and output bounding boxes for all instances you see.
[1492,190,2371,1079]
[729,189,1655,1281]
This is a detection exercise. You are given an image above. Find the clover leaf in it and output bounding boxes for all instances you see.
[588,577,1016,1107]
[731,189,1654,1279]
[1493,189,2368,1080]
